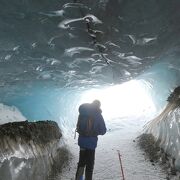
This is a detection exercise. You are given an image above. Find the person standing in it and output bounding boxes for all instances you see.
[75,100,106,180]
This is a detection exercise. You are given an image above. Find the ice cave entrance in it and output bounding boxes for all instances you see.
[80,80,156,120]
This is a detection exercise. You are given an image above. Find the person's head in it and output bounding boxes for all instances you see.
[92,99,101,109]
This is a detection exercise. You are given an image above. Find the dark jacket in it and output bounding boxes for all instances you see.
[78,103,106,149]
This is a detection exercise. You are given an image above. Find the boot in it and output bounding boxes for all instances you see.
[75,166,84,180]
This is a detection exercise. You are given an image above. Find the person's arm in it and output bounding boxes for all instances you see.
[98,114,106,135]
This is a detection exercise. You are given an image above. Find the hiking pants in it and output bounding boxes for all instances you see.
[75,148,95,180]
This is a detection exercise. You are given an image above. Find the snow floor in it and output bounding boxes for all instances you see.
[59,117,169,180]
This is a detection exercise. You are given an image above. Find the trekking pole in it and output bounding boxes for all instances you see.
[74,129,77,139]
[117,150,125,180]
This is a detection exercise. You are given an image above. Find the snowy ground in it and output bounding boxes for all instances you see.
[59,117,168,180]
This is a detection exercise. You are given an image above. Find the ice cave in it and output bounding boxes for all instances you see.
[0,0,180,179]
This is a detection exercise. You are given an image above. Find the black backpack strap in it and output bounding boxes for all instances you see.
[76,115,81,132]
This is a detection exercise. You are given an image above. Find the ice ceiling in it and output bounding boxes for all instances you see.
[0,0,180,122]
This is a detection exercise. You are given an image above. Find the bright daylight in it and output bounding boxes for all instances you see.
[81,80,156,120]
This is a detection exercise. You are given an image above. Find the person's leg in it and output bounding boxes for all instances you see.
[85,149,95,180]
[75,148,86,180]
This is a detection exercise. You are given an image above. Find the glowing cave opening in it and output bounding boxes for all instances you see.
[80,80,156,120]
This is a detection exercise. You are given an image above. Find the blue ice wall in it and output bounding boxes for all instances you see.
[138,52,180,111]
[2,83,83,131]
[2,52,180,128]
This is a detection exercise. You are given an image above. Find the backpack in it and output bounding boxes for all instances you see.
[76,104,97,136]
[76,114,96,136]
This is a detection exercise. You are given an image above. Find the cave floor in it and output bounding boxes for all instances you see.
[59,117,168,180]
